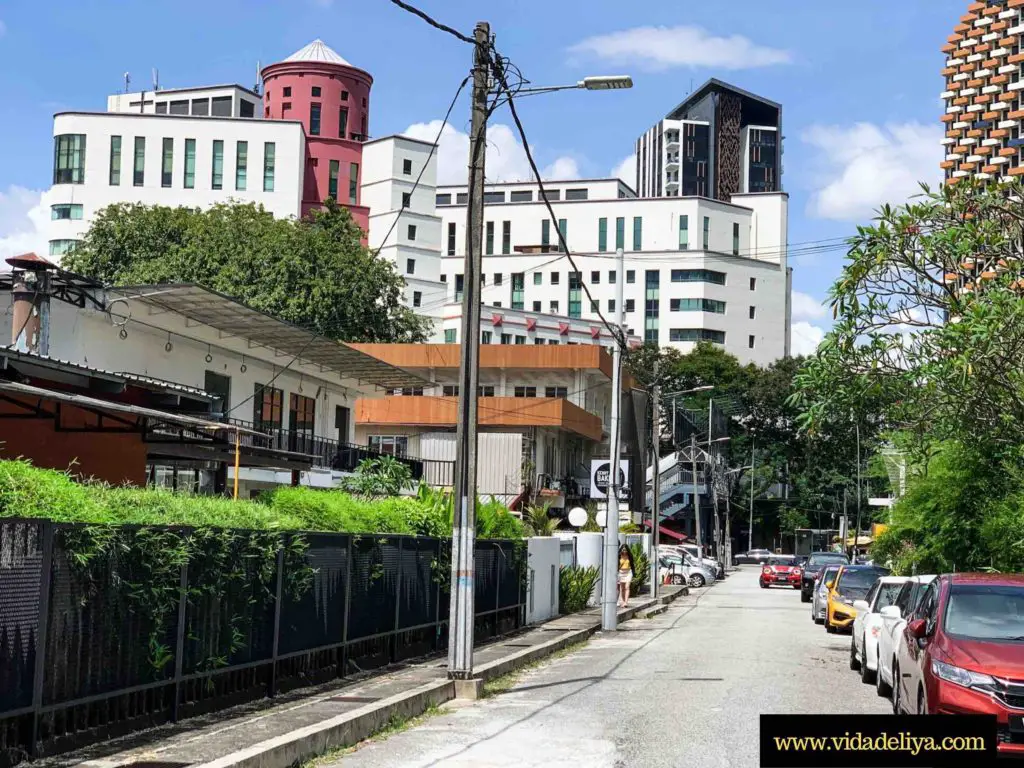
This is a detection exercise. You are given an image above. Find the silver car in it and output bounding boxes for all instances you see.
[812,564,843,624]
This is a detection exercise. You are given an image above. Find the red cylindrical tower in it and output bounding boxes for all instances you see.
[261,40,372,232]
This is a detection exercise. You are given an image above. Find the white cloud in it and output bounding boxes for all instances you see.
[402,120,580,185]
[802,122,943,222]
[791,321,826,357]
[611,154,635,188]
[0,186,49,263]
[792,290,827,321]
[568,25,792,72]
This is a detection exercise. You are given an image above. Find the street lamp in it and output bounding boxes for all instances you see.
[513,75,634,96]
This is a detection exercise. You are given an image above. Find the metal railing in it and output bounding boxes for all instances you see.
[0,519,523,764]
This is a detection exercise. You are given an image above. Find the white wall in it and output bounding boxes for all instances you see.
[107,86,262,119]
[557,532,605,607]
[48,112,305,251]
[526,537,561,624]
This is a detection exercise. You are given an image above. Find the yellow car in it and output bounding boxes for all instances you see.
[825,564,890,634]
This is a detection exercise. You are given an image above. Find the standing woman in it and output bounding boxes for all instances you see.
[617,543,635,607]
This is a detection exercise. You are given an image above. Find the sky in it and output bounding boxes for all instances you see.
[0,0,965,355]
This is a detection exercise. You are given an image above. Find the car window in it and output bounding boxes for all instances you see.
[944,584,1024,641]
[875,582,903,611]
[917,584,939,631]
[893,582,912,613]
[768,557,794,565]
[907,583,926,616]
[865,582,879,606]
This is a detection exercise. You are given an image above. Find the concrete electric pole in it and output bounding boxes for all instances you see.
[650,359,661,597]
[601,247,625,632]
[447,20,490,681]
[691,432,702,559]
[748,437,755,553]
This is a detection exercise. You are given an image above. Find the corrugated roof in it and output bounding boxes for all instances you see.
[284,39,351,66]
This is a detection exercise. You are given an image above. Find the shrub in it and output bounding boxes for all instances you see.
[524,503,557,536]
[629,542,650,593]
[558,565,600,614]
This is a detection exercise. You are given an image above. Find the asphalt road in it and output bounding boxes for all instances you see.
[336,567,890,767]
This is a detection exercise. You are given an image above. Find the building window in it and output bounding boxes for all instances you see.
[407,224,417,241]
[447,222,456,255]
[403,158,412,175]
[310,103,321,135]
[514,386,537,398]
[551,272,560,285]
[625,299,635,313]
[263,142,275,191]
[283,86,292,97]
[749,305,756,319]
[494,273,503,286]
[328,159,339,199]
[644,269,660,343]
[436,193,452,205]
[748,334,755,349]
[533,272,542,285]
[532,300,541,312]
[48,239,79,256]
[183,138,196,189]
[289,393,316,445]
[493,301,502,308]
[402,192,411,208]
[669,328,726,344]
[568,271,582,318]
[534,339,544,345]
[253,383,283,432]
[550,300,559,313]
[211,139,223,189]
[480,384,497,395]
[565,188,588,200]
[750,277,757,291]
[633,216,643,250]
[407,258,415,274]
[513,336,526,345]
[444,328,457,343]
[211,96,231,117]
[442,385,459,399]
[311,86,321,97]
[349,162,359,203]
[626,270,635,284]
[598,217,608,252]
[703,216,710,249]
[733,222,740,255]
[340,89,347,100]
[109,136,121,185]
[670,298,726,313]
[679,215,689,250]
[455,274,464,301]
[51,204,83,220]
[590,270,600,284]
[456,192,468,204]
[339,107,349,138]
[615,217,625,249]
[440,274,447,283]
[500,333,512,345]
[191,98,209,116]
[233,140,248,190]
[483,191,505,203]
[482,327,495,344]
[556,218,567,251]
[608,299,616,313]
[541,219,550,248]
[53,134,86,184]
[671,269,727,285]
[159,138,173,188]
[368,435,409,456]
[486,221,494,255]
[590,299,599,313]
[545,386,569,398]
[510,190,532,202]
[413,290,422,307]
[502,221,511,254]
[133,137,145,186]
[608,270,616,284]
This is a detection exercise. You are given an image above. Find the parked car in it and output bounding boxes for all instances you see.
[875,575,936,700]
[735,548,772,565]
[800,551,850,603]
[893,573,1024,756]
[658,554,691,586]
[812,564,843,624]
[679,543,725,579]
[850,576,908,684]
[824,564,890,634]
[759,555,802,589]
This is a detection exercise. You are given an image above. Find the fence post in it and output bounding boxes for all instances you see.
[494,542,501,635]
[171,552,188,722]
[29,522,54,758]
[391,538,403,664]
[268,542,285,697]
[433,538,442,652]
[340,535,352,679]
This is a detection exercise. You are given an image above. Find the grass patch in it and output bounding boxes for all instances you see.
[299,703,445,767]
[482,639,590,698]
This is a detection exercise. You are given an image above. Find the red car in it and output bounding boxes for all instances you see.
[759,556,802,589]
[893,572,1024,755]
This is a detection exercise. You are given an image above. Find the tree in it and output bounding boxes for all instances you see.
[64,200,428,343]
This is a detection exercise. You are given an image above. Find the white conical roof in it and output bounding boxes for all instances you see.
[283,39,351,66]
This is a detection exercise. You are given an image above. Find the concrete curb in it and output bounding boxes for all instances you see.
[182,588,687,768]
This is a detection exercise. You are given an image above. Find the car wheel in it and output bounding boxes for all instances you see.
[759,580,768,589]
[689,573,706,588]
[670,574,685,586]
[892,662,902,714]
[849,638,860,671]
[861,641,877,685]
[918,687,927,715]
[800,590,811,603]
[825,616,836,633]
[876,656,891,698]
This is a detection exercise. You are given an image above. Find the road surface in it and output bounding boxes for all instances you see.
[334,566,890,767]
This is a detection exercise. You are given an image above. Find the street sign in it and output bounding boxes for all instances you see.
[589,459,629,500]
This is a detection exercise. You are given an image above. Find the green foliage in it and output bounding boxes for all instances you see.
[580,501,602,533]
[779,506,810,534]
[341,456,415,498]
[63,200,428,343]
[558,565,600,614]
[524,503,557,536]
[628,543,650,593]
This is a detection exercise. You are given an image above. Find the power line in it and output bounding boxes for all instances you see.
[386,0,476,44]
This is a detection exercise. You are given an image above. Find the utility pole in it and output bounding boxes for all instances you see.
[724,494,733,569]
[447,21,489,681]
[708,400,722,563]
[747,437,756,552]
[842,487,849,559]
[650,359,661,597]
[601,247,625,631]
[690,433,702,559]
[853,421,862,564]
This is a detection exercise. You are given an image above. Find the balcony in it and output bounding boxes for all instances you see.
[665,132,680,150]
[665,154,680,170]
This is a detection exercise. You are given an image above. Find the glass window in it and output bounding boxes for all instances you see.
[633,216,643,250]
[545,189,561,201]
[455,274,464,301]
[253,383,283,432]
[749,305,756,319]
[436,193,452,205]
[184,138,196,189]
[310,103,321,135]
[514,336,526,345]
[494,273,503,286]
[541,219,551,248]
[311,86,322,97]
[671,269,727,285]
[550,300,559,313]
[550,272,560,285]
[615,217,625,249]
[565,188,588,200]
[51,204,83,220]
[447,222,456,255]
[444,328,457,343]
[608,270,616,284]
[407,224,417,241]
[733,222,740,255]
[339,89,345,100]
[510,190,532,202]
[406,258,415,274]
[750,277,757,291]
[456,192,468,204]
[133,136,145,186]
[349,162,359,203]
[590,270,600,284]
[339,107,349,138]
[748,335,755,349]
[263,142,275,192]
[328,159,339,199]
[702,216,710,249]
[413,291,422,307]
[169,100,188,115]
[626,270,635,284]
[402,192,411,208]
[532,300,541,311]
[368,435,409,456]
[191,98,209,116]
[598,217,608,252]
[625,299,635,313]
[533,272,542,285]
[486,221,494,255]
[155,102,167,114]
[514,386,538,398]
[678,215,689,250]
[484,191,505,203]
[669,328,726,344]
[502,221,511,254]
[211,96,232,116]
[557,218,567,251]
[48,239,79,256]
[235,141,247,190]
[403,158,412,175]
[670,298,726,313]
[109,136,121,185]
[54,134,87,185]
[480,384,497,395]
[211,140,223,189]
[608,299,616,312]
[160,138,173,187]
[545,386,569,398]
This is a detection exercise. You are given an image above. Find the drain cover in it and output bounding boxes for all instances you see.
[502,643,534,648]
[330,695,381,704]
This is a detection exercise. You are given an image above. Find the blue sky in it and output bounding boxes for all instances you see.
[0,0,964,352]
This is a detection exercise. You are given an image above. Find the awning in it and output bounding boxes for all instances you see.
[641,521,688,541]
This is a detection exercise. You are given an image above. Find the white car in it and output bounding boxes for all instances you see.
[850,576,908,684]
[874,574,936,703]
[811,564,843,624]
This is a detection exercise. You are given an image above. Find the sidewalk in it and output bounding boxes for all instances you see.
[57,587,685,768]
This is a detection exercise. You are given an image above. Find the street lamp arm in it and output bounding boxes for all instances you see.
[503,75,633,97]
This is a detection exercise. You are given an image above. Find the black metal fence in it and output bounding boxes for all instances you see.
[0,520,523,765]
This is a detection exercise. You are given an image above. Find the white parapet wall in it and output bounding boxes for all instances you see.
[556,531,606,607]
[526,537,561,624]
